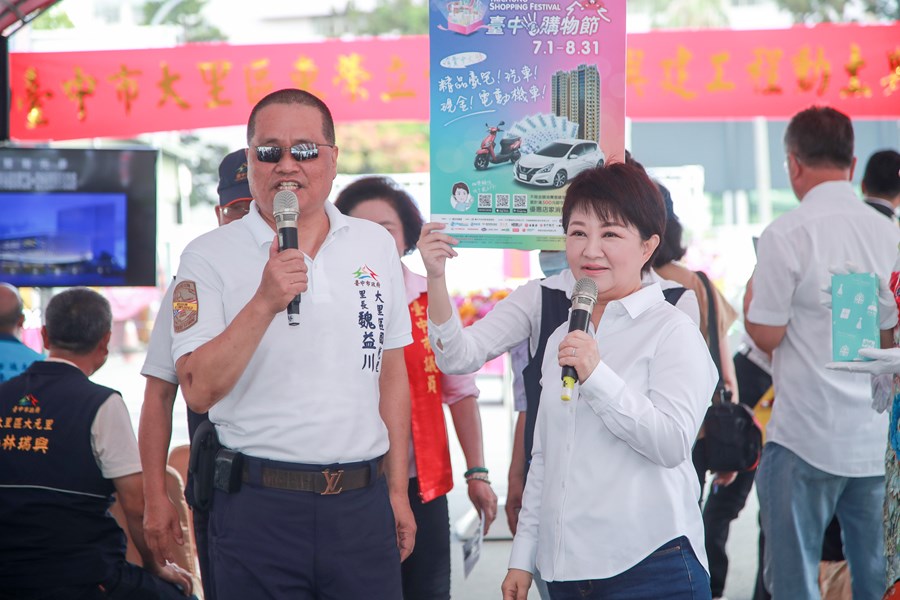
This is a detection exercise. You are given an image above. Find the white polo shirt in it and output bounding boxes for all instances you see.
[141,281,177,385]
[749,180,900,476]
[508,283,716,581]
[172,201,412,464]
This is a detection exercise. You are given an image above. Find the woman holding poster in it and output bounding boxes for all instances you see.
[422,163,716,600]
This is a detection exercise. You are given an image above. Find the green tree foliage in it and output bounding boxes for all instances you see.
[629,0,898,25]
[181,134,231,207]
[336,121,430,174]
[776,0,847,21]
[330,1,429,172]
[139,0,227,42]
[343,0,428,35]
[865,0,900,20]
[773,0,899,21]
[628,0,731,28]
[29,5,74,30]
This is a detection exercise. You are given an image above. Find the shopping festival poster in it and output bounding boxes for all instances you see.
[429,0,626,250]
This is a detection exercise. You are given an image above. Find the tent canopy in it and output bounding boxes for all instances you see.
[1,0,60,35]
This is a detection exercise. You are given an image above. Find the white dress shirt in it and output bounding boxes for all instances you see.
[749,180,900,476]
[508,283,717,581]
[430,270,575,375]
[429,269,699,377]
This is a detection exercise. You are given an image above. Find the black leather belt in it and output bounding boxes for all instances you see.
[242,456,384,495]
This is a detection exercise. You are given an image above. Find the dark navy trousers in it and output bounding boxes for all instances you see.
[209,472,401,599]
[401,477,451,600]
[0,562,196,600]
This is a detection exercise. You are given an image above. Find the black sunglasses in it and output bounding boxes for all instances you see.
[252,143,335,163]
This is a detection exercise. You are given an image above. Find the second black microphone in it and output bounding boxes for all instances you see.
[561,277,599,401]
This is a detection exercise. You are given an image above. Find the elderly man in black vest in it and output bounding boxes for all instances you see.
[0,287,193,599]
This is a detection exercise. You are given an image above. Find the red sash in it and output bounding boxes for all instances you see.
[405,292,453,503]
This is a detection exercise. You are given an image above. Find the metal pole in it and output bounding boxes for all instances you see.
[753,116,772,226]
[1,34,9,142]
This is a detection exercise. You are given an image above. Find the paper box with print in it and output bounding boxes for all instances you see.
[831,272,880,361]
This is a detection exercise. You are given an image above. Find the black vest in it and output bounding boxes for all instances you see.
[520,285,687,473]
[0,361,126,587]
[866,199,897,221]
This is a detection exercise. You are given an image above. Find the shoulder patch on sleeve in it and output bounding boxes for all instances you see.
[172,280,199,333]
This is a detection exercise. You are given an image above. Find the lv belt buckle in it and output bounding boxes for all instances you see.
[321,468,344,495]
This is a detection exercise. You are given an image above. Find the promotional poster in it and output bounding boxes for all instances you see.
[429,0,626,249]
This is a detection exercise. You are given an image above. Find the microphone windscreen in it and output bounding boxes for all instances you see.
[572,277,598,305]
[273,190,299,216]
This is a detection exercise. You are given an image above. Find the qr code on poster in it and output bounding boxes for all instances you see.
[513,194,527,212]
[496,194,511,211]
[478,193,492,210]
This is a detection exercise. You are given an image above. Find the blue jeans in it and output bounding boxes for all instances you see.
[546,537,710,600]
[756,442,885,600]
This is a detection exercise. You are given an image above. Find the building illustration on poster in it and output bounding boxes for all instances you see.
[429,0,626,250]
[551,63,601,143]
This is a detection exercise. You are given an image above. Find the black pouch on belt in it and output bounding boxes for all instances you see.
[213,448,244,494]
[188,420,220,511]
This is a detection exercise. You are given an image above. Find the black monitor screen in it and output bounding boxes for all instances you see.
[0,147,157,287]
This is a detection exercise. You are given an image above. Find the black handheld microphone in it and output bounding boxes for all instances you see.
[561,277,599,401]
[273,190,301,326]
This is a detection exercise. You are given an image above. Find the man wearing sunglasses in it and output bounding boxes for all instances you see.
[138,148,253,600]
[171,88,414,599]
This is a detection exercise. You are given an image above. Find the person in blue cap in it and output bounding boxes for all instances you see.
[0,287,194,598]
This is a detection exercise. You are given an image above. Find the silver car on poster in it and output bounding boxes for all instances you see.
[514,138,605,188]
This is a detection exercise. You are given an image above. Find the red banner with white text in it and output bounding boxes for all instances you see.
[8,24,900,141]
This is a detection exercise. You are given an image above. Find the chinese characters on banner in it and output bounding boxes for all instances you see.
[626,24,900,119]
[428,1,627,251]
[7,24,899,138]
[9,36,430,141]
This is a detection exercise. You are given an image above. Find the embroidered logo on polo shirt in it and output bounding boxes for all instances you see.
[352,265,380,287]
[173,280,199,333]
[18,394,39,408]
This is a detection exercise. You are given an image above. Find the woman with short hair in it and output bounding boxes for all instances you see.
[473,163,717,600]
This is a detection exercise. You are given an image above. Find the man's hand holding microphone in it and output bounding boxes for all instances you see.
[257,190,307,320]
